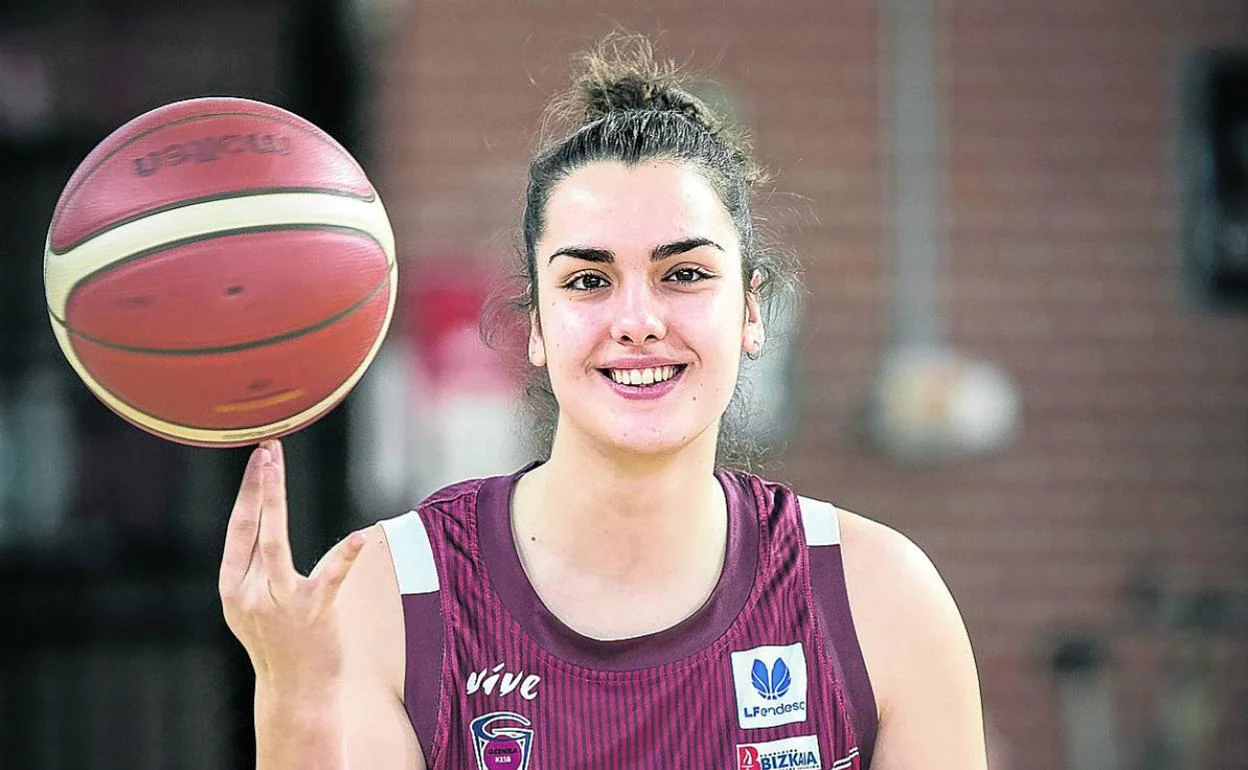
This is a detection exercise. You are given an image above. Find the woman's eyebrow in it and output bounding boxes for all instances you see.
[651,237,722,261]
[547,237,722,265]
[548,246,613,265]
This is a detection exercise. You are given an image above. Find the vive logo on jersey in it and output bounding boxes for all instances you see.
[470,711,534,770]
[466,662,541,701]
[737,735,822,770]
[731,643,809,729]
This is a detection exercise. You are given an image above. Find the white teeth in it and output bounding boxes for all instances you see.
[609,366,678,386]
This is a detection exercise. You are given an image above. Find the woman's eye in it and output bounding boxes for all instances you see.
[565,273,609,291]
[667,267,711,284]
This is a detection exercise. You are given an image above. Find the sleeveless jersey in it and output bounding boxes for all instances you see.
[379,466,878,770]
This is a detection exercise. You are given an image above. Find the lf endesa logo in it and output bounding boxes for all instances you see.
[730,643,809,729]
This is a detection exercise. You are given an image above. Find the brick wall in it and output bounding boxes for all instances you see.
[374,2,1248,767]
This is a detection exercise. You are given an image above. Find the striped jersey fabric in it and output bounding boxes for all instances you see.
[379,466,876,770]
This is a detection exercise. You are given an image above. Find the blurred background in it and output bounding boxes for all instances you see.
[1,0,1246,769]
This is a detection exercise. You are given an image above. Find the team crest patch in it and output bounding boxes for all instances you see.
[470,711,534,770]
[737,735,822,770]
[730,642,810,729]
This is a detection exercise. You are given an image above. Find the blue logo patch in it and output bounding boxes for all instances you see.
[751,658,792,700]
[731,643,809,729]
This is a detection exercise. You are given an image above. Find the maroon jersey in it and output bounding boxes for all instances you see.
[379,466,877,770]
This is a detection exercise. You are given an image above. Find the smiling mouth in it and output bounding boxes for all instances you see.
[598,364,687,387]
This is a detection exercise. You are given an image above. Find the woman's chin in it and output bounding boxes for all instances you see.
[552,413,719,462]
[597,423,714,460]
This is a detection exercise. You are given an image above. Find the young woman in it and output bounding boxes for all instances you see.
[218,37,988,770]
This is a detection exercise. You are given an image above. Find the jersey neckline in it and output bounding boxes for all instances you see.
[474,465,761,672]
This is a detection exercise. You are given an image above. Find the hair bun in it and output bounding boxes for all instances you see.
[571,34,720,134]
[581,75,717,131]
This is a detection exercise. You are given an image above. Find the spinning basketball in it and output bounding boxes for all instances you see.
[43,97,396,447]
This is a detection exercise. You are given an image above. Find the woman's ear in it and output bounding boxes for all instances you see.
[743,270,766,357]
[528,309,547,367]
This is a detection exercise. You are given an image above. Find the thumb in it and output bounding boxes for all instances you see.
[309,531,367,609]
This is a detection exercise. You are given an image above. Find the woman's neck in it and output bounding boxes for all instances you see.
[511,428,728,630]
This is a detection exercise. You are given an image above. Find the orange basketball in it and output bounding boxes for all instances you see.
[43,97,397,447]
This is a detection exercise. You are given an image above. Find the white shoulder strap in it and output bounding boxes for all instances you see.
[797,495,842,547]
[378,511,440,595]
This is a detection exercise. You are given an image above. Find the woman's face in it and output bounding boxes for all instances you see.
[530,160,764,459]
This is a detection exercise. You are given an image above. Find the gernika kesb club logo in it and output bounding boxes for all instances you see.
[731,643,809,729]
[470,711,534,770]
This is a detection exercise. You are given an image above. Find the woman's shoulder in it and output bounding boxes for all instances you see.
[829,504,977,721]
[331,522,410,696]
[835,506,936,585]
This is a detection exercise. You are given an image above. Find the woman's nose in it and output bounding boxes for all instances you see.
[610,281,667,345]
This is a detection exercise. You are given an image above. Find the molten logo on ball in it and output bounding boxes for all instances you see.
[132,133,292,177]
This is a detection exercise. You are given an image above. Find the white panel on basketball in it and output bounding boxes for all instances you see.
[44,192,395,316]
[797,496,842,547]
[379,511,440,595]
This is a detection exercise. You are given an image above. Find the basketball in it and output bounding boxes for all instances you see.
[43,97,397,447]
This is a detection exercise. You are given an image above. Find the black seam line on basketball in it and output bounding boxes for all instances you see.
[49,269,390,357]
[49,186,378,256]
[52,107,371,231]
[54,223,389,307]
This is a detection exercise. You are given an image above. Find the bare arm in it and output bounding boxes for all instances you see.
[220,441,424,770]
[338,524,425,770]
[841,512,987,770]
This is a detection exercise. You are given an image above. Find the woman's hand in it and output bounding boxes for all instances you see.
[218,439,365,695]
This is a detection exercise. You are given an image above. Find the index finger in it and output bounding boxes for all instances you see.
[257,440,296,589]
[218,446,269,594]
